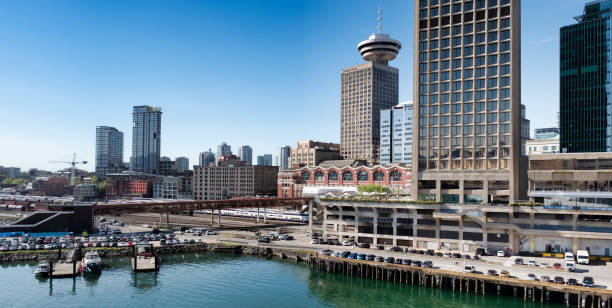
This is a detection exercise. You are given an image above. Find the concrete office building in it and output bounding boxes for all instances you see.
[340,10,401,164]
[216,142,232,161]
[560,0,612,153]
[95,126,124,179]
[526,127,560,155]
[193,159,278,200]
[176,157,189,173]
[7,167,21,179]
[289,140,341,168]
[277,145,291,171]
[380,102,414,165]
[413,0,526,203]
[153,177,179,199]
[159,160,177,176]
[238,145,253,165]
[199,150,216,167]
[130,106,161,174]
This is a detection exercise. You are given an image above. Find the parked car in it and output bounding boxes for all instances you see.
[583,277,595,288]
[358,243,370,249]
[402,259,412,266]
[514,258,523,265]
[540,262,549,268]
[553,276,565,284]
[310,238,321,244]
[422,261,433,268]
[394,258,403,265]
[567,278,578,286]
[487,270,498,276]
[497,250,506,257]
[527,273,537,281]
[540,275,551,283]
[389,246,402,252]
[425,249,435,256]
[376,245,385,250]
[318,249,333,256]
[527,260,537,266]
[384,257,395,264]
[348,253,358,259]
[258,237,270,243]
[412,260,422,267]
[499,270,510,278]
[340,251,351,258]
[342,240,355,246]
[375,256,384,262]
[366,254,375,261]
[475,248,486,256]
[357,253,366,260]
[552,263,562,269]
[463,266,475,273]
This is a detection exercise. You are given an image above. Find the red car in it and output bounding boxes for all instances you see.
[552,263,562,269]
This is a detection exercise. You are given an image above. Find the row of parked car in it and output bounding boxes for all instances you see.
[318,249,435,268]
[258,232,294,243]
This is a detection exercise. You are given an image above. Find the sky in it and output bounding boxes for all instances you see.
[0,0,588,172]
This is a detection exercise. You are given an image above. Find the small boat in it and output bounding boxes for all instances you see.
[81,250,102,275]
[35,260,51,277]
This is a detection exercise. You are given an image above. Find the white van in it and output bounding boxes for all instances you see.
[566,261,576,272]
[564,252,574,262]
[576,250,590,265]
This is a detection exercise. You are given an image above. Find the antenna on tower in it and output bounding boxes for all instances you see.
[377,6,382,33]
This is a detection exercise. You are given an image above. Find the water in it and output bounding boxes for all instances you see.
[0,253,565,308]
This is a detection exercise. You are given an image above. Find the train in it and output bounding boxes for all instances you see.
[198,208,309,222]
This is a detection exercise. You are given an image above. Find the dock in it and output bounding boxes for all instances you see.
[131,256,158,272]
[309,255,612,308]
[50,248,81,278]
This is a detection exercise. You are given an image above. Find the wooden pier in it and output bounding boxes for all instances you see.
[131,256,158,272]
[50,248,81,278]
[308,255,612,308]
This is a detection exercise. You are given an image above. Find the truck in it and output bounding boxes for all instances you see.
[564,252,574,262]
[576,250,590,265]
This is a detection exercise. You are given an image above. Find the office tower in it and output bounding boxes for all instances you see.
[277,145,291,171]
[340,10,401,164]
[263,154,273,166]
[176,157,189,173]
[199,149,216,167]
[131,105,162,174]
[289,140,341,167]
[256,155,265,166]
[380,102,414,165]
[95,126,124,178]
[160,156,171,162]
[216,142,232,161]
[238,145,253,165]
[7,167,21,179]
[413,0,525,203]
[560,0,612,153]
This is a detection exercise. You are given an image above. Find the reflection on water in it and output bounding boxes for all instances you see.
[131,271,158,289]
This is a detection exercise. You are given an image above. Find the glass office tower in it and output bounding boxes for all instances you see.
[380,102,414,165]
[413,0,525,203]
[131,105,162,174]
[95,126,123,178]
[560,0,612,153]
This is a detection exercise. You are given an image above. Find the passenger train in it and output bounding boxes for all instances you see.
[198,208,308,222]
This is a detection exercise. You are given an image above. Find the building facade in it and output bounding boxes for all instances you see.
[216,142,232,162]
[380,102,414,165]
[413,0,525,204]
[256,154,273,166]
[199,150,216,167]
[105,171,160,199]
[131,106,161,174]
[73,183,97,201]
[277,145,291,171]
[193,160,278,200]
[238,145,253,165]
[159,160,177,176]
[95,126,124,178]
[152,177,179,199]
[535,127,560,140]
[289,140,341,168]
[560,0,612,153]
[176,157,189,174]
[278,161,412,199]
[7,167,21,179]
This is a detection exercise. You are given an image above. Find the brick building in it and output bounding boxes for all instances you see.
[45,177,66,197]
[278,160,411,198]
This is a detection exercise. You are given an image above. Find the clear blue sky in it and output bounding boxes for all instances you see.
[0,0,587,172]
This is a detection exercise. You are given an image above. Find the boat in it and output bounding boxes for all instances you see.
[81,250,102,275]
[35,260,51,277]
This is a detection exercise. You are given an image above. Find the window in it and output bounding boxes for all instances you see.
[328,171,338,181]
[390,170,402,181]
[464,103,473,112]
[488,32,497,41]
[464,80,473,90]
[301,171,311,181]
[464,46,474,56]
[357,171,368,181]
[373,171,384,181]
[342,171,353,181]
[315,171,324,181]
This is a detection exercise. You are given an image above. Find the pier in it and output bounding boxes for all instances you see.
[308,255,612,308]
[50,248,81,278]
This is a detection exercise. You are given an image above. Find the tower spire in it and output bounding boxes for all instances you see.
[377,6,382,33]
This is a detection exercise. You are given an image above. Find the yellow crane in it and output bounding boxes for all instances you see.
[49,153,88,186]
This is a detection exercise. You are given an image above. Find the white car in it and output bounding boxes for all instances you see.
[497,250,505,257]
[310,238,321,244]
[118,242,128,247]
[527,260,537,266]
[342,240,355,246]
[463,266,475,273]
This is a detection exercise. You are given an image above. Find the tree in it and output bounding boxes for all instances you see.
[357,184,388,194]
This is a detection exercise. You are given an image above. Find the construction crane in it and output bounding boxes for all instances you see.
[49,153,88,186]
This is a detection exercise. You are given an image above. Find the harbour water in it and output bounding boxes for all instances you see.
[0,253,566,308]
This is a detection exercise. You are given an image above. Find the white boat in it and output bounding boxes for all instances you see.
[35,260,51,277]
[81,251,102,274]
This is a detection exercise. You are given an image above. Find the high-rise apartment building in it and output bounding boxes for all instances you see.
[199,149,216,167]
[413,0,525,203]
[560,0,612,153]
[380,102,414,165]
[130,106,161,174]
[238,145,253,165]
[176,157,189,173]
[277,145,291,171]
[256,154,273,166]
[95,126,124,178]
[216,142,232,161]
[340,12,401,164]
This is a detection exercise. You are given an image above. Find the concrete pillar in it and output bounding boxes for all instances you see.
[257,206,260,223]
[573,238,580,254]
[529,235,535,253]
[392,208,398,246]
[211,208,214,225]
[435,179,442,202]
[482,180,489,204]
[458,219,464,251]
[412,209,418,248]
[459,180,465,204]
[482,226,488,251]
[435,218,441,250]
[573,214,578,231]
[373,208,378,245]
[529,212,535,229]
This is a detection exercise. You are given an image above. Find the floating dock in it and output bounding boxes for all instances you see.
[131,256,158,272]
[308,255,612,308]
